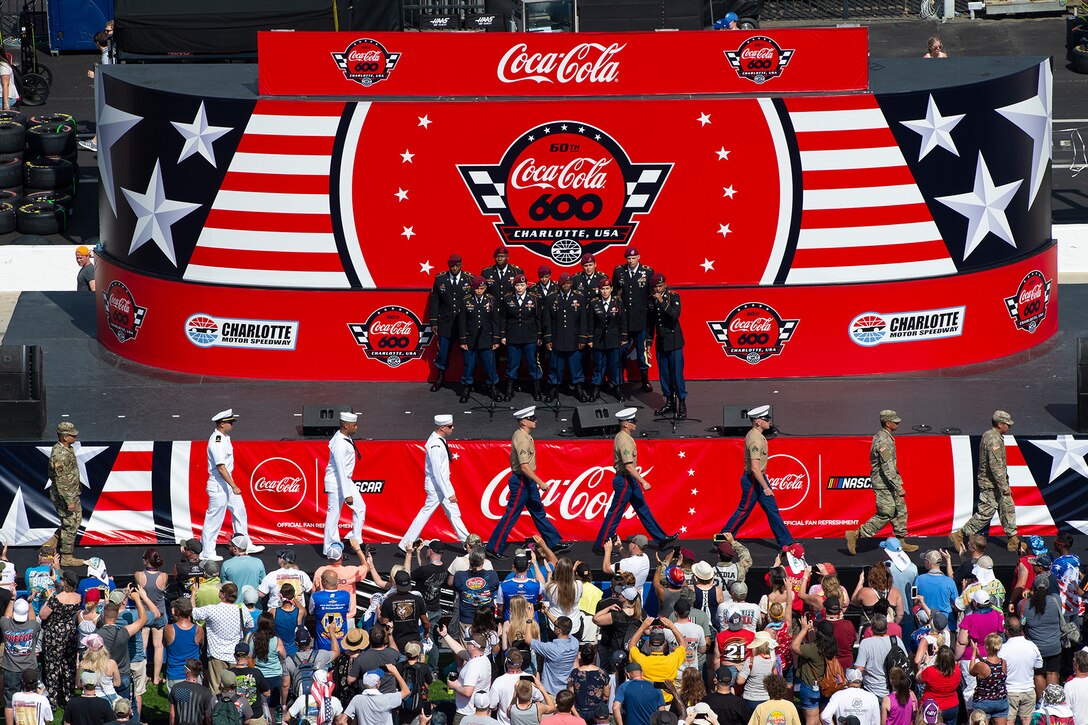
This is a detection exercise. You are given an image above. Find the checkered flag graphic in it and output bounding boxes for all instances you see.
[458,166,509,214]
[707,319,798,345]
[624,164,673,212]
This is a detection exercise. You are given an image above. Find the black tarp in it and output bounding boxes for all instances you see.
[349,0,402,31]
[115,0,337,56]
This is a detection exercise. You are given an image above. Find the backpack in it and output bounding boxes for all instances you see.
[211,695,243,725]
[401,662,430,714]
[817,657,846,697]
[291,649,319,704]
[883,636,913,690]
[1061,616,1082,649]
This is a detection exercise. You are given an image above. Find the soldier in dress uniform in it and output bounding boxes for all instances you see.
[543,273,590,403]
[951,410,1020,553]
[573,253,608,302]
[47,421,85,566]
[720,406,794,549]
[201,409,263,561]
[486,406,572,560]
[589,277,627,402]
[500,274,543,402]
[428,254,474,392]
[458,276,502,403]
[592,408,678,554]
[646,273,686,419]
[846,410,921,556]
[530,265,557,301]
[482,246,523,300]
[323,411,365,555]
[612,247,654,393]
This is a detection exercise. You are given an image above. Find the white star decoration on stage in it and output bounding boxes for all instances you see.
[418,115,432,129]
[691,488,699,495]
[687,469,695,476]
[121,160,202,267]
[700,259,715,273]
[419,261,434,274]
[935,154,1022,260]
[401,150,415,163]
[0,488,58,547]
[688,508,696,515]
[697,113,712,126]
[97,91,142,217]
[997,61,1052,210]
[36,442,108,489]
[717,224,732,238]
[171,102,232,167]
[716,147,730,160]
[723,186,736,199]
[1029,436,1088,483]
[900,94,964,161]
[395,188,409,202]
[402,226,416,240]
[678,451,686,458]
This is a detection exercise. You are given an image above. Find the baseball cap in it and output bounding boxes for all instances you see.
[971,589,990,606]
[993,410,1014,425]
[845,668,863,683]
[80,671,97,687]
[650,712,678,725]
[665,566,686,588]
[241,585,259,605]
[879,410,902,423]
[1031,554,1053,568]
[277,548,296,563]
[620,587,639,602]
[912,605,929,624]
[426,539,445,553]
[394,569,412,592]
[625,661,643,673]
[823,597,842,614]
[880,537,903,553]
[593,705,611,721]
[727,612,743,631]
[1034,573,1051,589]
[183,538,203,555]
[201,559,220,576]
[108,589,127,605]
[219,671,237,689]
[714,666,734,684]
[648,631,666,646]
[730,582,748,600]
[932,612,948,630]
[230,534,250,551]
[628,534,649,548]
[235,642,251,657]
[1028,535,1047,554]
[404,642,422,658]
[472,691,491,709]
[12,599,28,623]
[326,543,344,560]
[295,627,312,646]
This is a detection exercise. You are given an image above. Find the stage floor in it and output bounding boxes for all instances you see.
[1,287,1084,442]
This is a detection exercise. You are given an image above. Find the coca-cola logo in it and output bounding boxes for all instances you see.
[481,464,654,522]
[249,457,307,513]
[102,280,147,344]
[497,42,624,86]
[765,454,810,511]
[348,306,434,369]
[708,302,799,364]
[459,122,671,265]
[724,36,795,85]
[331,38,401,88]
[1004,270,1051,334]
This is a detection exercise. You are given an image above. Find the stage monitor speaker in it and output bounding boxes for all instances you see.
[1079,337,1088,366]
[302,404,352,437]
[722,404,771,436]
[0,344,45,440]
[573,402,628,436]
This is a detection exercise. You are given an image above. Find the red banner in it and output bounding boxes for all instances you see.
[256,30,869,98]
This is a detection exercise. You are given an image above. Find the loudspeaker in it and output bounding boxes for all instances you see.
[573,402,628,436]
[302,404,352,437]
[722,404,771,436]
[0,344,45,439]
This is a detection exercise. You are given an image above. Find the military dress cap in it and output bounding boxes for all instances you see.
[448,253,462,264]
[493,246,509,256]
[624,247,639,257]
[748,405,772,420]
[57,421,79,436]
[879,409,902,423]
[212,409,238,423]
[340,411,358,423]
[434,414,453,427]
[581,253,595,264]
[472,275,487,287]
[514,406,536,419]
[993,410,1014,425]
[558,272,572,284]
[597,278,612,288]
[616,407,638,421]
[538,265,552,276]
[513,274,527,284]
[651,273,666,285]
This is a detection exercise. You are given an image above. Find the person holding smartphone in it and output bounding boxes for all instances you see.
[625,616,687,702]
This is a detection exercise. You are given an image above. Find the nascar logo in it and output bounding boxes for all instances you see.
[827,476,873,490]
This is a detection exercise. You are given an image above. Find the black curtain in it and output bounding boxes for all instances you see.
[349,0,402,31]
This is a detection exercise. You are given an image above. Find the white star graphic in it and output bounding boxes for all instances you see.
[37,442,109,490]
[691,488,699,495]
[401,226,416,240]
[528,136,535,142]
[0,487,58,546]
[678,451,686,458]
[96,87,143,217]
[121,160,202,267]
[1029,436,1088,483]
[400,150,415,163]
[578,127,585,133]
[419,260,434,274]
[544,127,552,134]
[688,508,696,515]
[688,469,695,476]
[417,115,432,129]
[561,125,568,131]
[718,224,732,238]
[680,526,688,534]
[452,452,460,460]
[700,259,715,273]
[723,186,736,199]
[900,94,964,161]
[171,101,232,167]
[594,134,601,140]
[716,147,730,160]
[996,61,1052,209]
[935,153,1022,260]
[697,113,712,126]
[394,188,409,202]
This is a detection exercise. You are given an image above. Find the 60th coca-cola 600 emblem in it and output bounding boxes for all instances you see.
[1004,270,1052,333]
[707,302,799,364]
[348,306,434,369]
[458,121,671,265]
[331,38,401,87]
[724,36,795,84]
[103,280,147,344]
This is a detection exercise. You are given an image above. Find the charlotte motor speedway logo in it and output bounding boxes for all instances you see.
[849,306,965,347]
[724,36,795,85]
[331,38,401,87]
[458,121,671,265]
[348,306,434,369]
[185,314,299,350]
[1004,270,1051,333]
[103,281,147,343]
[707,302,798,364]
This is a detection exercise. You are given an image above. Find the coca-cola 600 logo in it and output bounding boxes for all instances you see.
[249,457,307,514]
[497,42,625,86]
[1004,270,1051,333]
[459,121,671,265]
[724,36,795,85]
[331,38,401,87]
[707,302,799,364]
[766,454,810,512]
[348,306,434,369]
[102,280,147,343]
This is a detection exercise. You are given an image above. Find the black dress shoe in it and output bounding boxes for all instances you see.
[658,533,680,548]
[459,389,471,403]
[430,381,442,392]
[485,549,509,561]
[551,542,573,554]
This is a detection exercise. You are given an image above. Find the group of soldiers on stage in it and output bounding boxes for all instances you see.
[428,245,689,419]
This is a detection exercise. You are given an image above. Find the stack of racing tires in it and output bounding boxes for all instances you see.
[0,111,78,236]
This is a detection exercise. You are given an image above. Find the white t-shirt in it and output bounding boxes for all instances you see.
[1065,677,1088,725]
[489,672,543,725]
[258,567,314,609]
[448,556,494,577]
[345,691,401,725]
[11,691,52,725]
[616,554,650,593]
[544,581,584,620]
[456,654,494,715]
[0,64,18,106]
[718,601,761,632]
[820,687,880,725]
[674,621,706,672]
[999,636,1043,693]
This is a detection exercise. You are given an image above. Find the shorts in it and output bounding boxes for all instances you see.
[1036,654,1060,675]
[797,682,820,711]
[131,660,148,696]
[973,699,1009,717]
[1007,691,1035,724]
[147,613,168,629]
[3,669,22,707]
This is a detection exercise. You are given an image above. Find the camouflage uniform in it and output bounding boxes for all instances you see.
[48,423,82,555]
[963,427,1017,537]
[859,427,908,538]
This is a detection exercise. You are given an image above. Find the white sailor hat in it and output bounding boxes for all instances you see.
[616,407,638,421]
[434,414,454,427]
[748,405,772,420]
[212,409,238,423]
[514,406,536,419]
[340,411,358,423]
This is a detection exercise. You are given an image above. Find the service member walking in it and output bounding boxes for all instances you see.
[458,275,502,403]
[612,247,654,393]
[593,408,678,553]
[486,407,572,559]
[323,411,365,555]
[201,410,262,562]
[951,410,1020,553]
[428,254,474,392]
[397,414,469,550]
[47,421,85,566]
[720,406,794,548]
[500,274,543,402]
[646,273,686,419]
[846,410,919,556]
